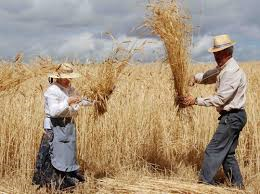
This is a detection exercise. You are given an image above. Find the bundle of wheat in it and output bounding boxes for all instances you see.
[76,58,128,116]
[74,37,135,117]
[145,0,192,106]
[0,56,58,95]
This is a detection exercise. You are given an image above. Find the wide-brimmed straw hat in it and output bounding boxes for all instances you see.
[208,34,236,53]
[48,63,81,79]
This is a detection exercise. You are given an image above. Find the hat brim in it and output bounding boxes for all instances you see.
[208,41,236,53]
[48,72,81,79]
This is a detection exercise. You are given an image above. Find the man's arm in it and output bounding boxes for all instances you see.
[194,68,219,85]
[196,71,240,107]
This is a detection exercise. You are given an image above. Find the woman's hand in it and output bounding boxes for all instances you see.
[67,96,81,106]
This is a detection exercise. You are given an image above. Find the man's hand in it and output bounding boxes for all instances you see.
[68,96,81,106]
[188,76,196,87]
[179,95,196,107]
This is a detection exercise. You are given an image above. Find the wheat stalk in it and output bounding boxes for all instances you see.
[145,0,192,106]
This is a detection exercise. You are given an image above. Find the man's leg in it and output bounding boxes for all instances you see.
[222,137,243,187]
[222,111,246,188]
[199,115,238,184]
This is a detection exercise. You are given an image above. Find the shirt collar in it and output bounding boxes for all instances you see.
[216,57,238,71]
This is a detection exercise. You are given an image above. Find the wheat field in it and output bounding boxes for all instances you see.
[0,60,259,193]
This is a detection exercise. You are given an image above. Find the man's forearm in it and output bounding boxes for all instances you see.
[194,68,219,85]
[196,95,225,107]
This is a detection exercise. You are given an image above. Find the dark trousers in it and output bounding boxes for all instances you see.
[199,109,247,187]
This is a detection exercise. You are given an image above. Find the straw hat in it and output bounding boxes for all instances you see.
[48,63,81,79]
[208,34,236,53]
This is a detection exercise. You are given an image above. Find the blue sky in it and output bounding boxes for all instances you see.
[0,0,259,63]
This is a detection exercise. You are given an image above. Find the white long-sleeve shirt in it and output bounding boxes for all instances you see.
[43,83,78,129]
[194,58,247,112]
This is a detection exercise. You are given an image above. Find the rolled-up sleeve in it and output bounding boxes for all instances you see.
[194,73,204,83]
[196,71,240,107]
[195,68,219,85]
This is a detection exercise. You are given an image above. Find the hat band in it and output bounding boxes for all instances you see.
[57,70,74,74]
[214,43,232,49]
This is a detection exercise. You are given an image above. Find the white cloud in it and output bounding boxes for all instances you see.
[58,32,96,57]
[0,0,260,62]
[57,33,164,62]
[115,36,164,62]
[192,35,212,61]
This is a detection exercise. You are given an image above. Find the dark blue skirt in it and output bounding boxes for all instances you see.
[32,131,85,190]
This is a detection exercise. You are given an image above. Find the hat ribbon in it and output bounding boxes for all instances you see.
[214,42,232,49]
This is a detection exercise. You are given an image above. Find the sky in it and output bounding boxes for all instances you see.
[0,0,259,63]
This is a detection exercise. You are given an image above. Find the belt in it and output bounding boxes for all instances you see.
[220,109,244,116]
[50,117,73,125]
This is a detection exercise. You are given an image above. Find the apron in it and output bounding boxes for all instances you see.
[49,117,79,172]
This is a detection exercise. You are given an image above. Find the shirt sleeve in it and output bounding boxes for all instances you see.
[80,98,93,106]
[194,68,219,85]
[196,70,241,107]
[67,86,81,112]
[45,91,70,117]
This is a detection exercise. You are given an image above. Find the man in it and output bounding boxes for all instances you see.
[181,34,247,188]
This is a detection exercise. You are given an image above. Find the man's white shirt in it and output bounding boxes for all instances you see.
[194,58,247,112]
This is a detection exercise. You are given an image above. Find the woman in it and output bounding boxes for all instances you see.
[33,63,92,190]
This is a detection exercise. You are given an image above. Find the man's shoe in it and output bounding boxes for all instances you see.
[197,179,216,186]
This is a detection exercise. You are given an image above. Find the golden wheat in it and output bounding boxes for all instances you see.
[0,60,259,193]
[145,0,192,101]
